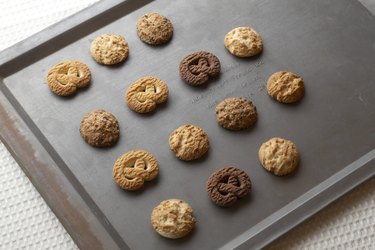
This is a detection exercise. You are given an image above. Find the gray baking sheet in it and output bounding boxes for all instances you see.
[1,0,375,249]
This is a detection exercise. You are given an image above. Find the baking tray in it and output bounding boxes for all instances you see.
[1,0,374,249]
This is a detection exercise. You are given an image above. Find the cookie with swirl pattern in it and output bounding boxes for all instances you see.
[47,60,91,96]
[113,150,159,191]
[206,166,251,207]
[179,51,221,86]
[125,76,169,113]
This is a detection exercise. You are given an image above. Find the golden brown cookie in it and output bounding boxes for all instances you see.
[90,34,129,65]
[266,71,305,103]
[169,124,209,161]
[224,27,263,57]
[136,13,173,45]
[258,137,300,176]
[215,97,257,130]
[151,199,196,239]
[47,60,91,96]
[125,76,169,113]
[79,109,120,147]
[112,150,159,191]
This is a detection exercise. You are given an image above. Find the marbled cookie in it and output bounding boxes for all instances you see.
[79,109,120,147]
[136,13,173,45]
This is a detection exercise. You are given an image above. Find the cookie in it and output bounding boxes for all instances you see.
[136,13,173,45]
[79,109,120,147]
[47,60,91,96]
[258,137,300,176]
[266,71,305,103]
[206,167,251,207]
[224,27,263,57]
[90,34,129,65]
[215,97,257,130]
[151,199,196,239]
[112,150,158,191]
[125,76,169,113]
[179,51,221,86]
[169,124,209,161]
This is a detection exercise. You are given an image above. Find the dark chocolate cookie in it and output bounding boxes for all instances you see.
[79,109,120,147]
[179,51,221,86]
[206,166,251,207]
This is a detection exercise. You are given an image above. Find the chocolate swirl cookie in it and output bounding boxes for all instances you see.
[179,51,221,86]
[206,166,251,207]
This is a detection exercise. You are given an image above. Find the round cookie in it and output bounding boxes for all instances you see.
[90,34,129,65]
[258,137,300,176]
[47,60,91,96]
[207,167,251,207]
[136,13,173,45]
[125,76,169,113]
[79,109,120,147]
[179,51,221,86]
[169,124,209,161]
[113,150,159,191]
[224,27,263,57]
[215,97,257,130]
[151,199,196,239]
[266,71,305,103]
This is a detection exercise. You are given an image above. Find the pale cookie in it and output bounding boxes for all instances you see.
[79,109,120,147]
[90,34,129,65]
[136,13,173,45]
[266,71,305,103]
[125,76,169,113]
[224,27,263,57]
[258,137,300,176]
[47,60,91,96]
[169,124,209,161]
[113,150,159,191]
[215,97,257,130]
[179,51,221,86]
[151,199,196,239]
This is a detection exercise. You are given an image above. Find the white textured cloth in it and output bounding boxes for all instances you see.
[0,0,374,249]
[0,142,78,250]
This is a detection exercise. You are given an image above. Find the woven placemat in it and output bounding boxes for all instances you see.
[0,0,374,249]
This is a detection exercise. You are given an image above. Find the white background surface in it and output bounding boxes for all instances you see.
[0,0,374,249]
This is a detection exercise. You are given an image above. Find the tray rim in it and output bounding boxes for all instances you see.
[0,0,374,249]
